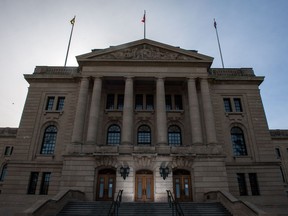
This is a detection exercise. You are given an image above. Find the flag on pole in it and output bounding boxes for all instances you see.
[141,12,146,23]
[70,16,76,25]
[214,19,217,29]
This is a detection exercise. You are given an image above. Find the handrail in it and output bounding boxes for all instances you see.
[167,190,184,216]
[107,190,123,216]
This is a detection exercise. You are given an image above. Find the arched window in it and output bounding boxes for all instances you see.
[168,125,182,146]
[231,127,247,156]
[107,124,121,145]
[0,164,7,181]
[40,125,57,154]
[137,125,151,144]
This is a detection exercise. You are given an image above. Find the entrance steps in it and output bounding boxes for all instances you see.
[57,201,232,216]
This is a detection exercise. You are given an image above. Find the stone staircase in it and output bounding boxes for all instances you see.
[57,201,232,216]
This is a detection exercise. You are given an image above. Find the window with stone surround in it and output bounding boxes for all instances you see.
[237,173,248,196]
[40,172,51,195]
[137,125,151,144]
[275,148,281,159]
[135,94,154,111]
[168,125,182,146]
[231,127,247,156]
[27,172,39,194]
[223,97,243,113]
[165,95,183,111]
[0,164,7,182]
[106,94,124,110]
[45,96,65,111]
[223,98,232,112]
[4,146,13,156]
[45,96,55,110]
[249,173,260,195]
[40,125,57,154]
[106,124,121,145]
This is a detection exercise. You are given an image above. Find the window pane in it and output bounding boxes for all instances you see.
[275,148,281,159]
[168,125,182,145]
[135,94,143,110]
[249,173,260,195]
[46,97,55,110]
[237,173,247,196]
[174,95,183,110]
[28,172,39,194]
[0,165,7,181]
[138,125,151,144]
[106,94,115,110]
[107,125,121,145]
[56,97,65,111]
[234,98,243,112]
[165,95,172,111]
[41,126,57,154]
[40,172,51,195]
[231,127,247,156]
[223,98,232,112]
[117,94,124,110]
[146,95,154,110]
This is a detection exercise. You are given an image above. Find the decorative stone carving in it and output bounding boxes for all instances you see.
[171,156,194,169]
[94,156,118,168]
[133,155,156,170]
[96,44,196,61]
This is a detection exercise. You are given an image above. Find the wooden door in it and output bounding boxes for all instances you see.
[96,169,116,201]
[135,170,154,202]
[173,169,192,202]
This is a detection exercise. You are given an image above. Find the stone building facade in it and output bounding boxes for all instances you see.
[0,39,287,214]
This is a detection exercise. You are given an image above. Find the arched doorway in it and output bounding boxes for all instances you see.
[173,169,192,201]
[96,168,116,201]
[135,170,154,202]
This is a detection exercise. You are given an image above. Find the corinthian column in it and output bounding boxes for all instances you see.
[156,77,167,145]
[200,78,217,144]
[71,77,89,144]
[187,78,203,144]
[86,77,102,144]
[121,77,134,145]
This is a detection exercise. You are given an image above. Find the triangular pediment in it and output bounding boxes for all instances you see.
[77,39,213,66]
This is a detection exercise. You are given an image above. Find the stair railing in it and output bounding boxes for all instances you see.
[167,190,185,216]
[107,189,123,216]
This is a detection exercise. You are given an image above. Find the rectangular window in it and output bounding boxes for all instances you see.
[27,172,39,194]
[275,148,281,159]
[165,95,172,111]
[40,172,51,195]
[249,173,260,195]
[234,98,243,112]
[4,146,13,156]
[135,94,143,110]
[223,98,232,112]
[280,166,286,183]
[174,95,183,110]
[237,173,247,196]
[117,94,124,110]
[45,97,55,110]
[146,95,154,110]
[106,94,115,110]
[56,97,65,111]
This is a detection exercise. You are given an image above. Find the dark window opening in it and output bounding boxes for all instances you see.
[117,94,124,110]
[223,98,232,112]
[138,125,151,144]
[135,94,143,110]
[40,172,51,195]
[56,97,65,111]
[174,95,183,110]
[107,125,121,145]
[234,98,243,112]
[168,125,182,146]
[106,94,115,110]
[249,173,260,195]
[40,126,57,154]
[0,164,7,182]
[237,173,247,196]
[165,95,172,111]
[45,97,55,110]
[27,172,39,194]
[231,127,247,156]
[146,95,154,110]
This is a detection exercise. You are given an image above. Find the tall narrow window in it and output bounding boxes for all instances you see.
[280,166,286,183]
[237,173,247,196]
[249,173,260,195]
[275,148,281,159]
[4,146,13,156]
[168,125,182,146]
[174,95,183,110]
[146,95,154,110]
[137,125,151,144]
[117,94,124,110]
[135,94,143,110]
[223,98,232,112]
[107,125,121,145]
[45,97,55,110]
[40,126,57,154]
[231,127,247,156]
[56,97,65,111]
[0,164,7,182]
[106,94,115,110]
[165,95,172,111]
[40,172,51,195]
[234,98,243,112]
[27,172,39,194]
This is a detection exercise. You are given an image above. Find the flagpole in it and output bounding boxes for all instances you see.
[64,16,75,67]
[142,10,146,39]
[214,18,225,68]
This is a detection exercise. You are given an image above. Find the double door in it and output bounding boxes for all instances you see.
[173,174,192,201]
[96,170,116,201]
[135,170,154,202]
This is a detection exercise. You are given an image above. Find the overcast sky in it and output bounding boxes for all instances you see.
[1,0,288,129]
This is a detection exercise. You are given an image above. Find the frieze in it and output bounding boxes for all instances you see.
[96,44,196,61]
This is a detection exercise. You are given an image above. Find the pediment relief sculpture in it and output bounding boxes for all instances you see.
[94,44,197,61]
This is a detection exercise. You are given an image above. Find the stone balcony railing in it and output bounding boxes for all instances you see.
[34,66,79,75]
[209,68,255,77]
